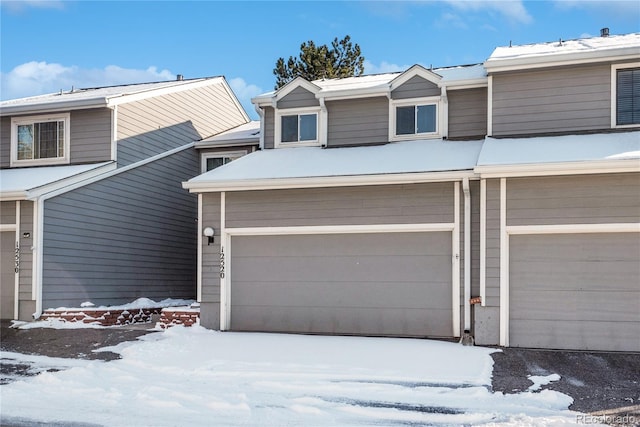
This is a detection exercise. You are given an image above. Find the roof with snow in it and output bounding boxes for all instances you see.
[196,121,260,148]
[0,162,115,200]
[0,77,225,116]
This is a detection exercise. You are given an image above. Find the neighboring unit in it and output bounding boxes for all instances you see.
[185,32,640,352]
[0,77,252,320]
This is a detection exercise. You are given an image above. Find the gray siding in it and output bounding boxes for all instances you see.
[69,108,112,163]
[18,201,34,320]
[510,233,640,351]
[491,64,611,136]
[277,86,319,109]
[326,97,388,147]
[1,201,16,224]
[226,183,455,228]
[507,173,640,225]
[40,148,199,309]
[484,179,501,308]
[1,231,15,319]
[201,192,221,306]
[263,107,275,149]
[448,88,487,140]
[0,117,10,168]
[230,232,453,337]
[391,75,440,99]
[117,83,247,165]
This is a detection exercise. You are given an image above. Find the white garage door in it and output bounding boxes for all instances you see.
[230,232,453,337]
[510,233,640,351]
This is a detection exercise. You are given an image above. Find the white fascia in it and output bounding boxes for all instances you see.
[184,170,478,193]
[390,64,442,90]
[105,77,225,107]
[0,98,108,116]
[475,159,640,178]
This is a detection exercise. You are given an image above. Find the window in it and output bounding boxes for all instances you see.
[616,67,640,126]
[390,98,440,141]
[201,151,246,173]
[11,114,70,166]
[275,107,322,147]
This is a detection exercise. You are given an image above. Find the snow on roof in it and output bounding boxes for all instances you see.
[476,131,640,167]
[196,121,260,147]
[0,162,114,199]
[486,33,640,67]
[0,77,222,115]
[187,139,483,188]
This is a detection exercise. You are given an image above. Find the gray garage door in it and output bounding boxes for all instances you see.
[510,233,640,352]
[230,232,453,337]
[1,231,16,319]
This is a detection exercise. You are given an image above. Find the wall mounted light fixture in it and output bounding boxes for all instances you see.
[203,227,215,245]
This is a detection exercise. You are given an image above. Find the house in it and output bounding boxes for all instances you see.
[185,31,639,352]
[0,76,252,321]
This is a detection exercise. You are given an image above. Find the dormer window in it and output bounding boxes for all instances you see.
[390,97,440,141]
[275,107,321,147]
[11,113,70,166]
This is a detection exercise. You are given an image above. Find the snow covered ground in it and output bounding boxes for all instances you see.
[1,325,589,426]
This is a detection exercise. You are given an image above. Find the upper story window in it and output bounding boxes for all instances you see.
[201,151,246,173]
[612,63,640,128]
[275,107,321,147]
[390,97,440,141]
[11,113,70,166]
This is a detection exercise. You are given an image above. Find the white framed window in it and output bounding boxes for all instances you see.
[201,151,246,173]
[275,107,321,147]
[390,97,440,141]
[612,62,640,128]
[11,113,70,166]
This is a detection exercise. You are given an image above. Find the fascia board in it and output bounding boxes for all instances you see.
[390,65,442,90]
[0,98,109,116]
[195,139,259,148]
[274,78,321,101]
[25,162,117,199]
[106,77,224,107]
[218,77,251,122]
[183,170,478,193]
[475,159,640,178]
[317,86,391,101]
[483,49,639,73]
[0,191,28,201]
[444,78,489,90]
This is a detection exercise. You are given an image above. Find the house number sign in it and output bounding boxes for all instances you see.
[219,246,226,279]
[14,241,20,273]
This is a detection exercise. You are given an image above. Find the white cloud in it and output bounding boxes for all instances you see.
[363,60,409,75]
[444,0,533,25]
[0,61,174,100]
[228,77,263,119]
[1,0,64,13]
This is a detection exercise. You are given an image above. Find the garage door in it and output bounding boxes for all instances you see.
[230,232,453,337]
[510,233,640,351]
[1,231,16,320]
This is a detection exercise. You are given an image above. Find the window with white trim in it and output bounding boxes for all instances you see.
[615,66,640,126]
[390,98,440,141]
[275,107,321,147]
[11,114,70,166]
[201,151,245,173]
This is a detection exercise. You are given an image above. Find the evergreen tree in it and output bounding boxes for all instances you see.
[273,35,365,89]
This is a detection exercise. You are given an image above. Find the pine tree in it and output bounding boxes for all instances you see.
[273,35,365,89]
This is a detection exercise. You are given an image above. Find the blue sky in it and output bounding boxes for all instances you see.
[1,0,639,118]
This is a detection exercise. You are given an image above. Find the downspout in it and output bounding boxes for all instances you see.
[32,197,44,318]
[319,97,328,147]
[462,177,472,340]
[255,105,265,150]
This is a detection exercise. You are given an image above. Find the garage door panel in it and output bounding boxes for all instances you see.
[230,232,453,337]
[510,233,640,351]
[510,319,640,352]
[232,306,453,337]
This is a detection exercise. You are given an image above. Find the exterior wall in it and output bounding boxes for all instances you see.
[18,201,34,320]
[1,109,112,168]
[491,64,611,136]
[506,173,640,225]
[277,87,319,109]
[117,83,247,165]
[263,107,275,149]
[40,148,199,309]
[448,88,487,140]
[225,183,455,228]
[200,192,221,329]
[69,108,113,163]
[483,179,501,308]
[326,97,388,147]
[1,201,16,224]
[391,75,440,99]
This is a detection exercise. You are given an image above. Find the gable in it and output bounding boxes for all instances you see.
[277,86,320,109]
[391,75,440,100]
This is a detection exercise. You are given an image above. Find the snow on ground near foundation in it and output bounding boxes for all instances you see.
[0,326,586,427]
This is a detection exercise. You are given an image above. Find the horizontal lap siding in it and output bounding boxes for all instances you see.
[507,173,640,225]
[391,76,440,99]
[117,84,247,165]
[1,201,16,224]
[510,233,640,351]
[0,117,11,168]
[18,201,33,319]
[41,149,199,308]
[277,87,319,109]
[1,231,15,318]
[226,183,455,228]
[448,88,487,140]
[230,232,453,337]
[484,179,501,307]
[69,108,112,163]
[327,97,388,147]
[201,193,221,304]
[263,107,275,149]
[492,64,611,136]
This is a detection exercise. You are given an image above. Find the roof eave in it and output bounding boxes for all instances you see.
[475,158,640,178]
[0,98,110,116]
[195,138,260,149]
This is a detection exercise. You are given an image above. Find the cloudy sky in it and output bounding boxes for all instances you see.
[1,0,638,116]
